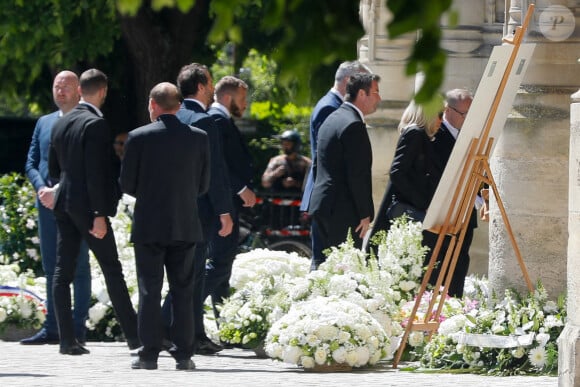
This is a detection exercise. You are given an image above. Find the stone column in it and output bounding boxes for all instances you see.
[488,0,579,298]
[559,89,580,387]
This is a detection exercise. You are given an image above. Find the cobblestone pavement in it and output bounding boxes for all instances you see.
[0,341,557,387]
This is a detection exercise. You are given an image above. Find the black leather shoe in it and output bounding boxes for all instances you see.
[195,338,223,355]
[131,359,158,370]
[59,343,90,355]
[175,359,195,371]
[20,329,59,345]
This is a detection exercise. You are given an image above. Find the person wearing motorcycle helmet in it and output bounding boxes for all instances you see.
[261,129,311,193]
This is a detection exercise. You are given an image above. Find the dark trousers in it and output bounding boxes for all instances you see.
[162,209,212,343]
[134,242,195,362]
[37,201,91,340]
[422,224,474,298]
[53,210,138,347]
[205,199,240,318]
[314,213,363,255]
[309,219,325,271]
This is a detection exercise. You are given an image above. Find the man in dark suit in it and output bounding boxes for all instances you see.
[22,71,92,346]
[48,69,139,355]
[425,88,476,298]
[308,73,381,252]
[121,82,209,371]
[206,76,256,319]
[301,61,371,269]
[161,63,233,355]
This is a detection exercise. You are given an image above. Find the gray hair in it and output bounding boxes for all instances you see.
[335,60,371,83]
[445,88,473,108]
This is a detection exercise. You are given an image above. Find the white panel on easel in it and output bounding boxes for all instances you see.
[423,43,536,230]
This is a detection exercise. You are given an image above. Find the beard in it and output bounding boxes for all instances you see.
[229,100,243,118]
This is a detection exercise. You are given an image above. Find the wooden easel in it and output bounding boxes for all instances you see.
[392,4,536,369]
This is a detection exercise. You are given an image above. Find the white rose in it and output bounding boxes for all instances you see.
[282,346,302,365]
[36,309,46,323]
[332,347,347,363]
[345,350,359,366]
[0,307,6,323]
[314,347,328,365]
[301,356,315,368]
[511,347,525,359]
[354,346,370,366]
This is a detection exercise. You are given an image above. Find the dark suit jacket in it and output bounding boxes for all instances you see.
[432,122,477,229]
[120,114,210,244]
[300,90,343,211]
[208,105,254,195]
[309,103,374,225]
[177,100,233,218]
[48,103,120,217]
[372,125,443,236]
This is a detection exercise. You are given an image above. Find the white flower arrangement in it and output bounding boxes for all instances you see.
[0,264,46,333]
[265,297,389,368]
[421,278,565,375]
[229,249,310,291]
[218,274,295,348]
[371,217,429,303]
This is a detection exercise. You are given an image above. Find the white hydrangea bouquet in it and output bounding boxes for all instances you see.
[265,297,389,370]
[229,248,310,291]
[219,274,294,349]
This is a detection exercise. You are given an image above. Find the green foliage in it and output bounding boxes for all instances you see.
[0,0,120,112]
[0,174,42,275]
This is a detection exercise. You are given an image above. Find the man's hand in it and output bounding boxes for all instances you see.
[480,188,490,222]
[38,186,56,209]
[90,216,108,239]
[239,188,256,207]
[218,213,234,237]
[355,217,371,240]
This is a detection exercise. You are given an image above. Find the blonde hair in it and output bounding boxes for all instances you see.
[398,100,442,137]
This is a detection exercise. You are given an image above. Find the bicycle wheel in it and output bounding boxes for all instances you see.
[267,239,312,258]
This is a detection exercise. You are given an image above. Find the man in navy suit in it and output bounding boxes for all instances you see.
[121,82,209,371]
[162,63,233,355]
[301,61,371,270]
[308,73,381,252]
[49,69,139,355]
[22,71,91,346]
[425,88,476,298]
[206,76,256,320]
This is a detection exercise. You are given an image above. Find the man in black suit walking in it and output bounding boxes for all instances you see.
[161,63,233,355]
[48,69,139,355]
[206,76,256,319]
[308,73,381,251]
[301,61,370,269]
[121,82,209,371]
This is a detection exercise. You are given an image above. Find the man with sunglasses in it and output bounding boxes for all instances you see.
[424,88,476,298]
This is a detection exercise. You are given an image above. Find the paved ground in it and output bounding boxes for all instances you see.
[0,340,558,387]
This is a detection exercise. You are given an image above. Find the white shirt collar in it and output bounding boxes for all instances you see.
[184,98,206,111]
[443,119,459,140]
[79,101,104,117]
[210,102,230,118]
